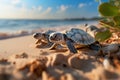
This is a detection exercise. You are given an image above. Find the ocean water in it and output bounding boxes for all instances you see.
[0,19,98,33]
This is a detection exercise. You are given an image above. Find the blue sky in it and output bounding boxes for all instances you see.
[0,0,108,19]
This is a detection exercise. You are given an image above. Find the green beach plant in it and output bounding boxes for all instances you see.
[95,0,120,42]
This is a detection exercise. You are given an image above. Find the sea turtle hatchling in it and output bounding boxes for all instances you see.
[49,28,100,53]
[33,30,56,48]
[85,24,101,37]
[98,43,120,57]
[85,24,108,37]
[85,24,99,32]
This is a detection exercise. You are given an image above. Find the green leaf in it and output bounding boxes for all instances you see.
[113,16,120,26]
[99,20,114,28]
[95,29,112,42]
[98,2,119,17]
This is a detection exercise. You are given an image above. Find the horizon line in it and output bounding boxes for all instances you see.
[0,16,101,20]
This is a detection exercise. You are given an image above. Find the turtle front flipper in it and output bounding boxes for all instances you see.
[35,39,42,44]
[89,43,101,51]
[49,43,58,50]
[47,42,54,48]
[66,40,77,53]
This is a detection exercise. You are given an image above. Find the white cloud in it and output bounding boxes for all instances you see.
[78,2,93,8]
[32,6,42,11]
[0,2,52,19]
[11,0,21,4]
[38,6,42,11]
[0,0,21,4]
[78,3,86,8]
[21,7,52,19]
[30,7,52,19]
[0,0,4,1]
[44,7,52,14]
[54,5,70,19]
[60,5,68,12]
[32,6,36,10]
[0,0,54,19]
[0,0,78,19]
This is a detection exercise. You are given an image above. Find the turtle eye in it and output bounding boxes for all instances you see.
[34,33,39,37]
[54,34,57,38]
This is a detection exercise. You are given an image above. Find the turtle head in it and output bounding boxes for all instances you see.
[33,33,45,39]
[85,25,100,37]
[86,25,99,32]
[49,32,65,43]
[84,23,88,27]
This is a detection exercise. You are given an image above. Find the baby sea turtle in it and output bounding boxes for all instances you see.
[49,28,100,53]
[85,24,108,37]
[85,24,99,32]
[33,30,55,48]
[85,24,100,37]
[98,43,120,57]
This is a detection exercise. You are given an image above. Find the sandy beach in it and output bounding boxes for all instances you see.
[1,0,120,79]
[0,26,120,80]
[0,35,40,58]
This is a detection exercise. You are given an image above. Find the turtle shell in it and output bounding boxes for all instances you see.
[44,30,56,39]
[44,30,56,36]
[66,28,96,45]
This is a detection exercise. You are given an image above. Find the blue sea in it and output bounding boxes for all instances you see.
[0,19,98,33]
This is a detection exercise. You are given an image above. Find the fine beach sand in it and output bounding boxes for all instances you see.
[0,26,120,80]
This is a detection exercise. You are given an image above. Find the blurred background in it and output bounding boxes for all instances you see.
[0,0,108,33]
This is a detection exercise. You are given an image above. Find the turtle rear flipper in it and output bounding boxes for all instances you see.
[66,40,77,53]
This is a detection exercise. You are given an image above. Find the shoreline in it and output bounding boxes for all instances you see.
[0,22,98,40]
